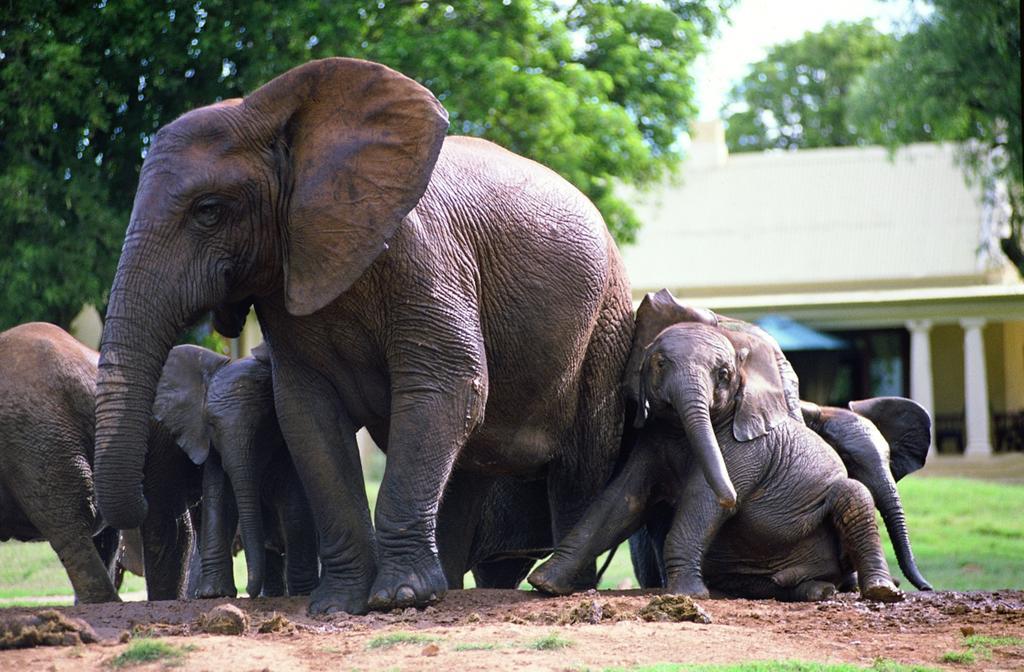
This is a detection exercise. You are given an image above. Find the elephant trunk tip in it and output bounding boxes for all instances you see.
[97,488,149,530]
[247,573,264,600]
[717,490,737,509]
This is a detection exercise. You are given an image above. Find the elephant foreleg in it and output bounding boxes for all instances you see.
[528,447,658,595]
[368,371,487,610]
[277,468,319,597]
[195,453,239,598]
[273,362,373,615]
[662,474,735,598]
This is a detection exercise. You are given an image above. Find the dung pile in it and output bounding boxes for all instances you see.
[196,603,249,635]
[0,609,100,649]
[638,595,712,624]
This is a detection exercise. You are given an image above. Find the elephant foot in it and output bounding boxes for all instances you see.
[307,575,371,616]
[861,576,904,603]
[665,575,711,599]
[527,558,579,596]
[791,580,837,602]
[366,554,447,611]
[195,575,238,599]
[76,589,123,604]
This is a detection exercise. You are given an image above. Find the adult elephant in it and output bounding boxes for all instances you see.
[93,57,633,614]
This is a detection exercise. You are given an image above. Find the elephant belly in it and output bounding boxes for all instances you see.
[0,490,42,541]
[458,420,559,476]
[705,520,844,587]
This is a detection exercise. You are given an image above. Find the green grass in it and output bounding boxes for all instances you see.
[1,475,1020,602]
[366,631,439,650]
[109,639,194,668]
[939,651,975,665]
[874,477,1024,591]
[962,634,1024,650]
[937,633,1024,664]
[525,632,574,650]
[453,641,500,651]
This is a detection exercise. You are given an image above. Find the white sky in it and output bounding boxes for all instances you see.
[693,0,924,120]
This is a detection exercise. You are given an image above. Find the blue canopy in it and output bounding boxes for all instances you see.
[754,314,847,352]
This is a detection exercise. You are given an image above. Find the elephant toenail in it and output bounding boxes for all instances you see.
[396,585,416,603]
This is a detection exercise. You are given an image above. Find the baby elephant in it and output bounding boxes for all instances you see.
[154,344,318,598]
[0,323,197,603]
[530,318,903,602]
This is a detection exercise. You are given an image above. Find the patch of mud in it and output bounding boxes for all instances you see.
[0,589,1021,670]
[0,609,98,649]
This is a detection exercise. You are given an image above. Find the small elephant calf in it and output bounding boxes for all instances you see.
[155,343,318,598]
[529,296,907,602]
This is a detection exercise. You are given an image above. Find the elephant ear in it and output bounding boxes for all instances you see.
[625,289,719,409]
[723,330,791,442]
[849,397,932,481]
[243,57,450,316]
[153,345,230,465]
[250,341,272,364]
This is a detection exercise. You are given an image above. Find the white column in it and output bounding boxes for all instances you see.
[906,320,936,455]
[961,318,992,456]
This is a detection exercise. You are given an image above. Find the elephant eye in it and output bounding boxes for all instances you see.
[191,199,226,228]
[717,367,731,383]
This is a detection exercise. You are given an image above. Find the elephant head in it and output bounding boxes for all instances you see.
[93,58,449,531]
[801,397,932,590]
[154,344,281,598]
[625,289,801,427]
[635,322,792,508]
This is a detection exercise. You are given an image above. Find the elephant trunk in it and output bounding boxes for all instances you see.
[230,462,267,598]
[871,477,932,591]
[674,389,737,508]
[95,253,183,530]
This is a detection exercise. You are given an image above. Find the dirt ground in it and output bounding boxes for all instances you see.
[1,589,1022,671]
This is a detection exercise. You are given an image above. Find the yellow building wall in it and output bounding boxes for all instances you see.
[1001,321,1024,412]
[985,323,1006,412]
[930,321,1022,415]
[931,324,964,415]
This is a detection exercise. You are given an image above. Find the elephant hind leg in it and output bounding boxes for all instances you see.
[545,278,633,587]
[51,534,121,603]
[827,479,903,603]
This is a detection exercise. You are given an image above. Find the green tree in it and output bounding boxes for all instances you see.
[847,0,1022,272]
[0,0,732,329]
[722,20,903,152]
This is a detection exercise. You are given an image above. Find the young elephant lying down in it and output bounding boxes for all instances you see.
[530,293,924,602]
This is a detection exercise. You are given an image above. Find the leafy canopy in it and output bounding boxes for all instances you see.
[846,0,1022,270]
[0,0,733,329]
[847,0,1021,185]
[721,20,903,153]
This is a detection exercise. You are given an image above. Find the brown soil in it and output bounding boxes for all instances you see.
[1,589,1022,671]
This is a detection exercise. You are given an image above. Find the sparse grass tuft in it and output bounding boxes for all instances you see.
[366,631,439,650]
[525,632,574,650]
[453,641,499,651]
[109,639,194,668]
[940,650,975,665]
[962,634,1024,650]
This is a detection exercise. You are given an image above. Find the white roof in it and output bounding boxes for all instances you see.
[621,133,1003,296]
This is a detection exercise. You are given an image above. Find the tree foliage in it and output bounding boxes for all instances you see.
[846,0,1022,271]
[0,0,732,329]
[722,20,902,152]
